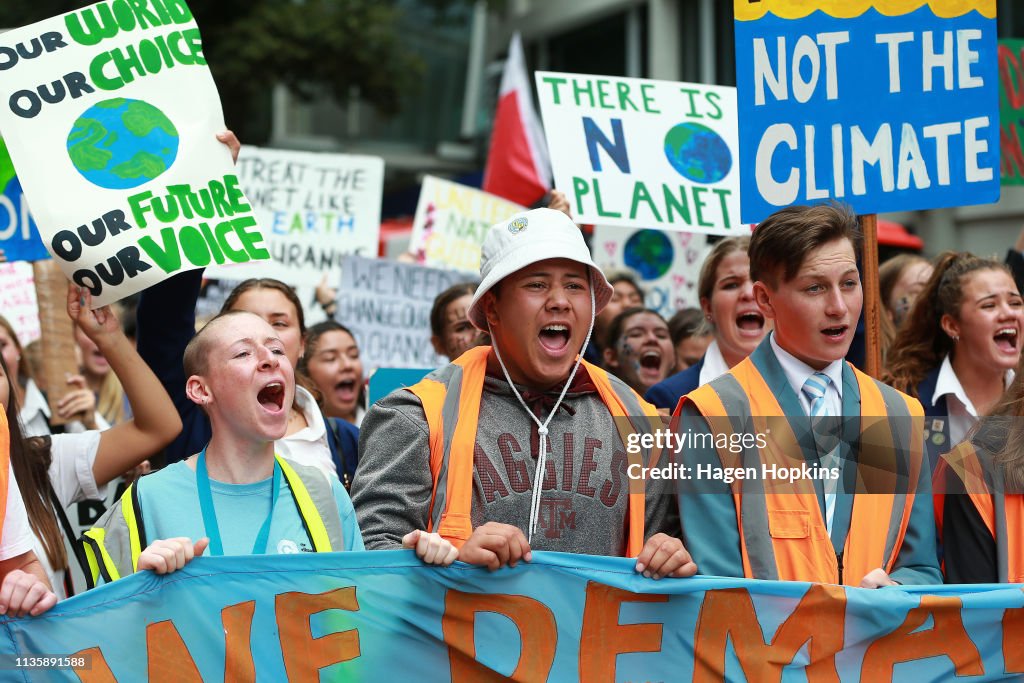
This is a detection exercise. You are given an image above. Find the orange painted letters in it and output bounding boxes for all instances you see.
[861,596,983,678]
[692,585,846,683]
[442,590,557,682]
[579,582,668,683]
[275,587,361,682]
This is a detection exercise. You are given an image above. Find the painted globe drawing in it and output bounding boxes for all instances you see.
[663,122,731,184]
[67,98,178,190]
[623,229,673,280]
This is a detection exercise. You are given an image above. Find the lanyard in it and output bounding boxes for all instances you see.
[196,447,281,556]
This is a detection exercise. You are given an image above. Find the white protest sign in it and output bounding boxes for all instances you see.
[409,176,525,274]
[0,0,263,306]
[205,147,384,286]
[337,255,465,372]
[536,72,740,235]
[591,226,709,318]
[0,262,40,344]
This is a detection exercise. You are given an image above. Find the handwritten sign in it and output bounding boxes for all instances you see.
[735,0,1000,222]
[409,176,525,274]
[0,0,263,305]
[592,226,709,318]
[0,137,47,262]
[205,146,384,285]
[337,256,462,372]
[6,551,1024,681]
[0,262,40,343]
[1000,38,1024,185]
[536,71,741,234]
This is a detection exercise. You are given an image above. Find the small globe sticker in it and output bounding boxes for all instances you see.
[508,217,528,234]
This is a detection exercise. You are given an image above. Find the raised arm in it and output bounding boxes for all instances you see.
[66,285,183,486]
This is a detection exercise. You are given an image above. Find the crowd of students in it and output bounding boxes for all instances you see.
[0,137,1021,621]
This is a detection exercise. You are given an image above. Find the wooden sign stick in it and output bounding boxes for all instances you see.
[860,213,881,378]
[31,261,80,427]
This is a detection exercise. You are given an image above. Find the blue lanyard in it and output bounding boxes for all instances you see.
[196,447,281,556]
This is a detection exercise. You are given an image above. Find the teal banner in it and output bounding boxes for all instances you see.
[2,550,1022,681]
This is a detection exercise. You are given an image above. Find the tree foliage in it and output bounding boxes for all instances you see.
[0,0,463,143]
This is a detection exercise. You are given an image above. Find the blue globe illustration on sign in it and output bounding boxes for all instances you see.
[67,98,178,190]
[663,122,731,184]
[623,229,674,280]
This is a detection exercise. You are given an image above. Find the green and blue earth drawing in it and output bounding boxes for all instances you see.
[623,229,673,280]
[663,122,732,184]
[67,98,179,190]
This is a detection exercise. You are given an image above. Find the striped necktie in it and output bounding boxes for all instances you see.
[802,372,838,533]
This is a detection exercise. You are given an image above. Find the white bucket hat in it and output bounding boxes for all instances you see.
[467,208,613,330]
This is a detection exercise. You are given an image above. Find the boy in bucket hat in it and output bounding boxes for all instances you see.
[353,209,695,578]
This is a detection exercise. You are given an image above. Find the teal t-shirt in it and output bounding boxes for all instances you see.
[138,460,364,555]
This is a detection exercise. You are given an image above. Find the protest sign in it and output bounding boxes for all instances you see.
[0,137,47,262]
[409,175,525,274]
[734,0,1000,223]
[205,147,384,286]
[0,262,40,343]
[0,0,263,306]
[337,255,463,372]
[535,71,740,235]
[591,226,709,318]
[1000,38,1024,185]
[7,550,1024,681]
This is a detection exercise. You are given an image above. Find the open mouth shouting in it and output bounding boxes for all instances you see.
[539,323,572,354]
[334,379,358,404]
[994,327,1019,355]
[736,311,765,336]
[257,381,286,414]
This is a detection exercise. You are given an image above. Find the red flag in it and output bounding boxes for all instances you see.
[482,33,551,207]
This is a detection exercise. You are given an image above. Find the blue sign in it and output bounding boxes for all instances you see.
[0,137,48,262]
[735,1,999,223]
[2,551,1024,680]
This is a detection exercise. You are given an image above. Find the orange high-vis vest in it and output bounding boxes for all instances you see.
[681,355,924,586]
[407,346,662,556]
[936,441,1024,583]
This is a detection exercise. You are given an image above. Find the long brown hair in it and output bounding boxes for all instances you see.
[219,278,321,402]
[884,252,1008,395]
[0,353,65,571]
[878,254,931,361]
[969,365,1024,490]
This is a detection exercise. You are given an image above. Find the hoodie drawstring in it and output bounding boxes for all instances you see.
[489,271,597,544]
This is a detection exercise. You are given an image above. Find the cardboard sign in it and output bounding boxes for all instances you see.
[591,226,710,318]
[337,256,464,372]
[409,176,525,274]
[536,71,741,234]
[734,0,1000,222]
[0,0,264,305]
[205,146,384,285]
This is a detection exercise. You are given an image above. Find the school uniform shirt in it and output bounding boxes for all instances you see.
[697,339,730,387]
[770,333,843,533]
[932,354,1014,449]
[1,462,35,561]
[34,431,105,600]
[274,386,336,479]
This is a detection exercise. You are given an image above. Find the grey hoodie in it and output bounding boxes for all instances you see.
[352,368,680,555]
